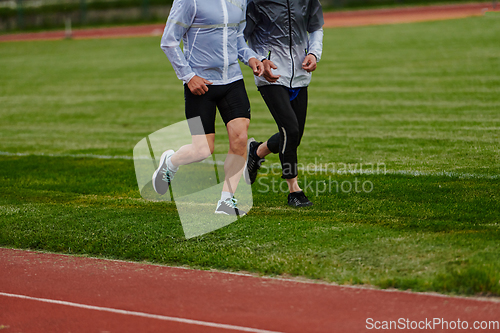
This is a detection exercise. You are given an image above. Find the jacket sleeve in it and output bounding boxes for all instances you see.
[307,0,324,62]
[307,0,324,33]
[160,0,196,84]
[243,0,258,42]
[238,17,265,66]
[308,29,323,62]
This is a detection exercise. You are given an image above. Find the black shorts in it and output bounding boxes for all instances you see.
[184,79,251,135]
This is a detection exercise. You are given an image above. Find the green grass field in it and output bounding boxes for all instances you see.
[1,17,499,296]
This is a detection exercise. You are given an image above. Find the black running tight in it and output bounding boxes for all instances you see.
[258,85,308,179]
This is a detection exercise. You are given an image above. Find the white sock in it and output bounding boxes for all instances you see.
[167,156,178,172]
[220,191,234,201]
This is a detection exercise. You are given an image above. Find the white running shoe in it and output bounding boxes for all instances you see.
[215,197,247,216]
[152,150,176,195]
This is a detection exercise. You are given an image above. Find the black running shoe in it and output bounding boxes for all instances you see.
[152,150,176,195]
[215,198,247,216]
[244,138,265,185]
[288,191,313,207]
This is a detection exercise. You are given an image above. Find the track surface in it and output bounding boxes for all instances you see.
[1,248,499,332]
[0,2,498,42]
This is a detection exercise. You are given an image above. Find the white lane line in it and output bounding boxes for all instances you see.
[0,151,133,160]
[1,151,498,179]
[3,248,500,304]
[292,168,500,180]
[0,292,285,333]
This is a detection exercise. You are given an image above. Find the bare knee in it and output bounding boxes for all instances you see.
[229,132,248,155]
[194,144,213,160]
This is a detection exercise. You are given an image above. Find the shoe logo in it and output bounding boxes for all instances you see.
[133,117,253,239]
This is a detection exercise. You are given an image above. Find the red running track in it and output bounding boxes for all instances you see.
[0,248,499,332]
[0,24,166,42]
[0,2,499,42]
[322,2,499,27]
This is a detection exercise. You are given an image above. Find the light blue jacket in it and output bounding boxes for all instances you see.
[161,0,263,85]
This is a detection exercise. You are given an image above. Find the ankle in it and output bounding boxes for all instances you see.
[253,146,261,159]
[286,180,301,193]
[167,156,179,172]
[220,191,234,201]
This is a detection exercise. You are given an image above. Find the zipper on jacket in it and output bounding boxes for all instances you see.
[221,0,229,82]
[286,0,294,88]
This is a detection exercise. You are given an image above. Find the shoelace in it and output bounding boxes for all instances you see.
[290,193,307,203]
[161,167,173,183]
[248,158,256,170]
[248,154,258,170]
[249,156,265,170]
[224,197,238,208]
[249,147,265,170]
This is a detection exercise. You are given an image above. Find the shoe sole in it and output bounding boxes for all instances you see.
[214,210,247,216]
[288,201,313,208]
[152,149,174,195]
[243,137,256,185]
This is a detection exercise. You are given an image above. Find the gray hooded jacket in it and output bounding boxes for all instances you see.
[244,0,324,88]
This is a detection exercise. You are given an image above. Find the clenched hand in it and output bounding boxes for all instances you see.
[249,58,264,77]
[187,75,213,95]
[262,60,280,83]
[302,54,317,72]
